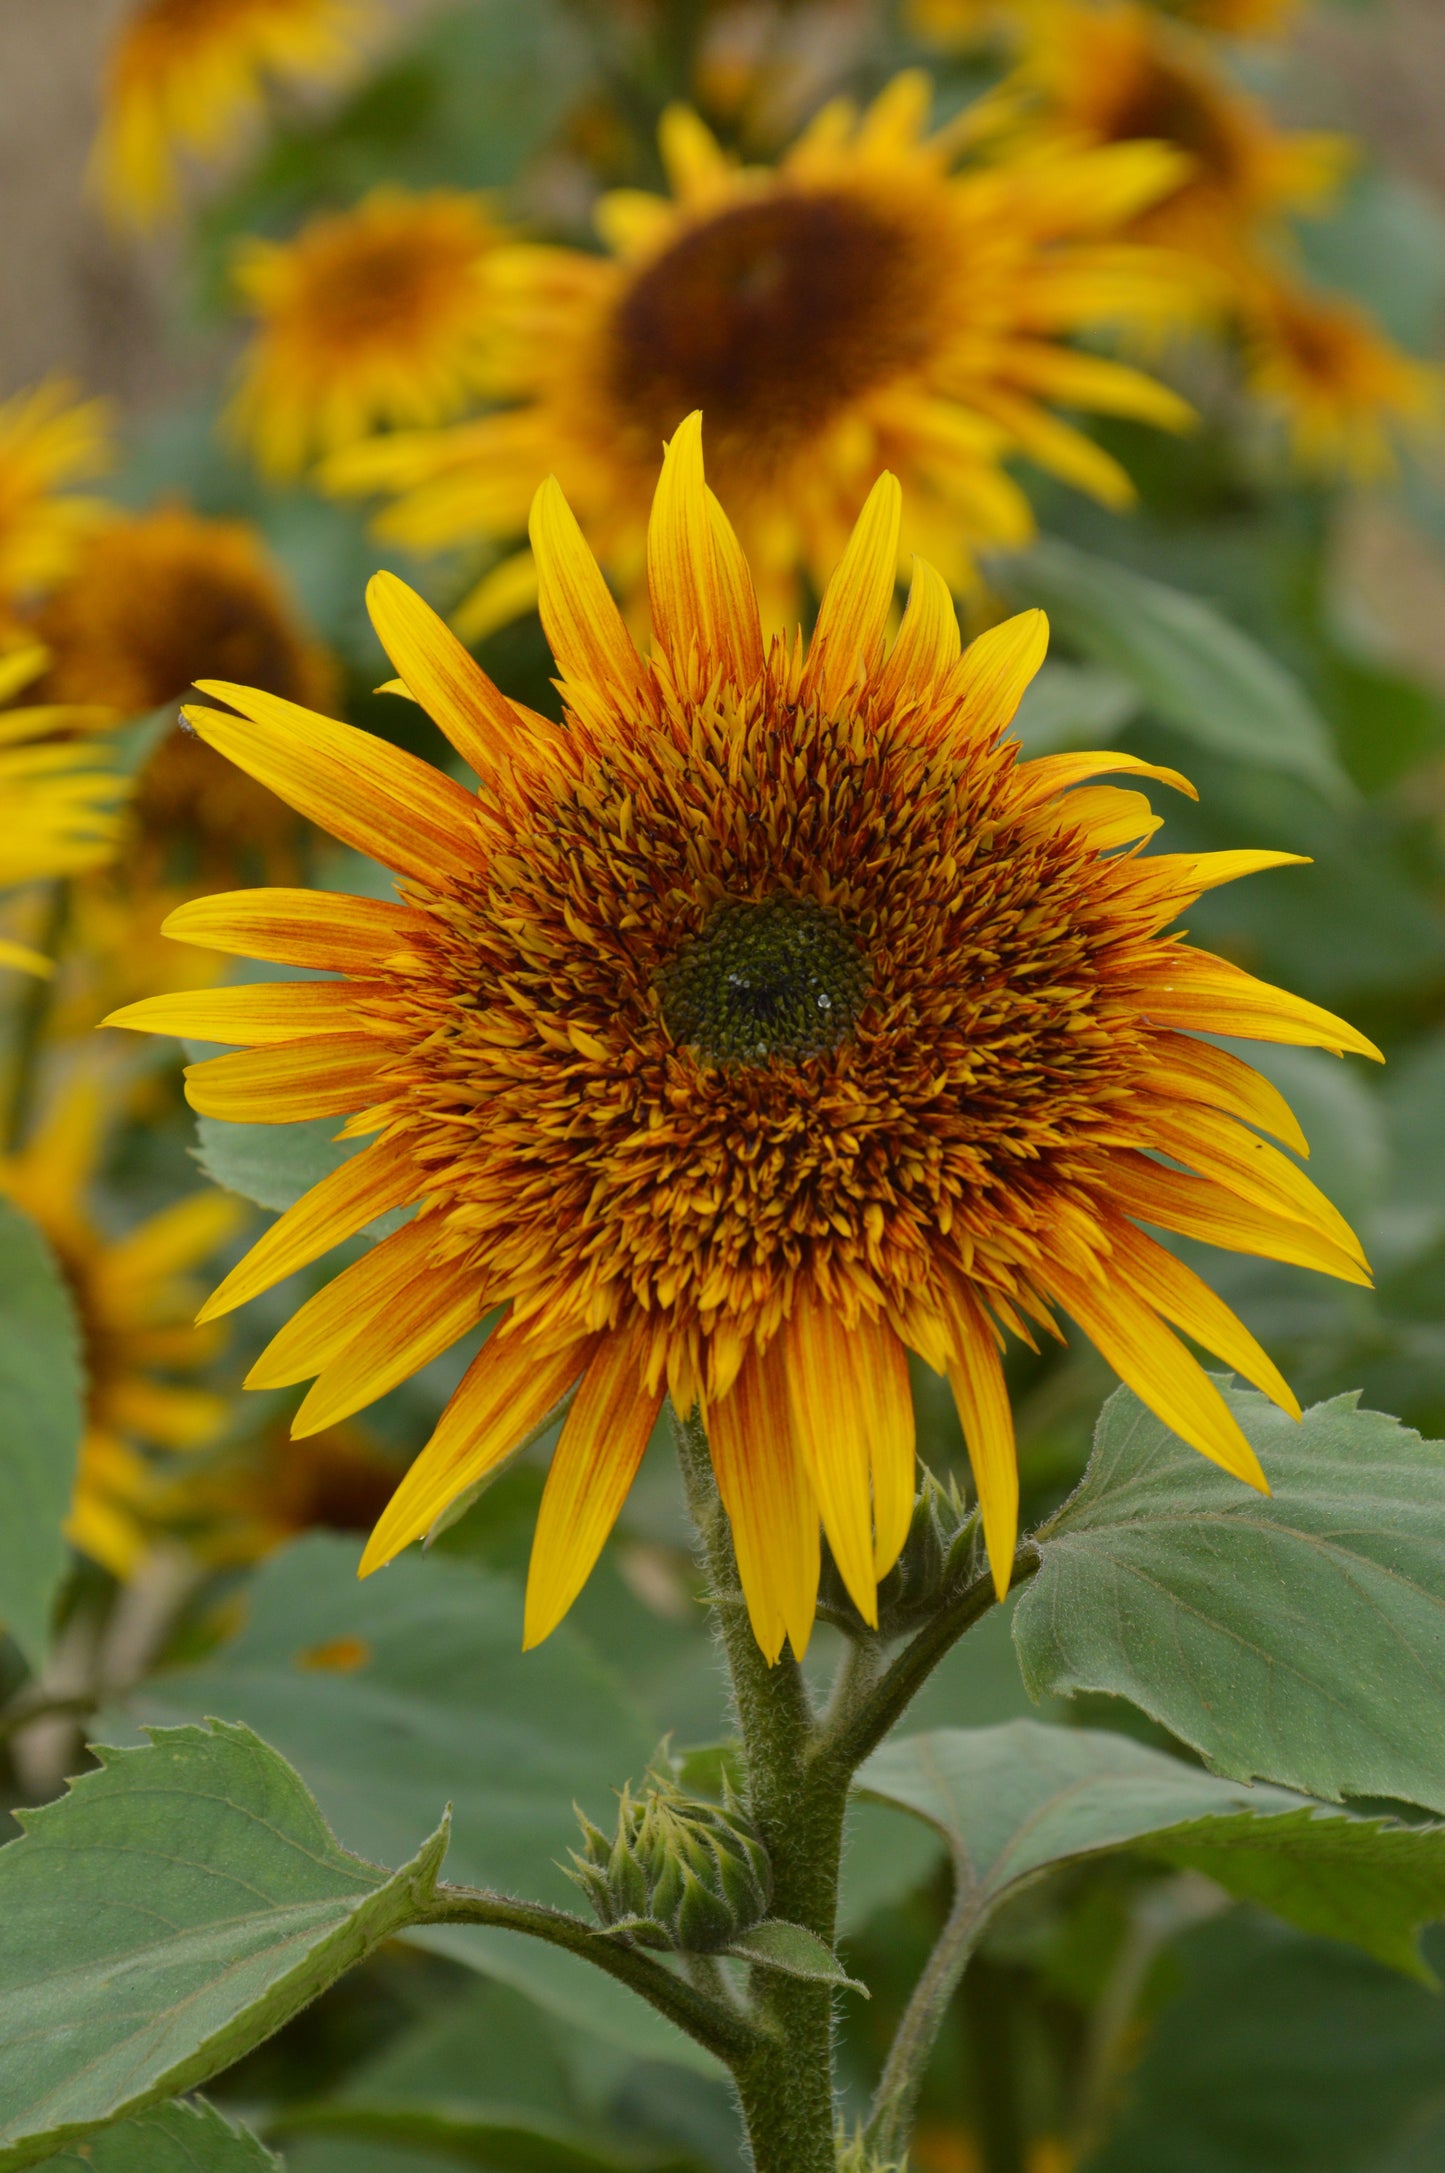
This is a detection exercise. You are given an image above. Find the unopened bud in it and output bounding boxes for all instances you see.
[570,1772,772,1952]
[820,1467,980,1637]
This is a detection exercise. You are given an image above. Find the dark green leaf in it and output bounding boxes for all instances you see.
[997,538,1349,799]
[29,2098,281,2171]
[192,1113,357,1214]
[117,1537,709,2071]
[0,1198,84,1664]
[1014,1385,1445,1813]
[722,1921,867,1992]
[0,1720,447,2169]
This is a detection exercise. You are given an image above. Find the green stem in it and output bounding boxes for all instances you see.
[4,879,68,1153]
[422,1884,758,2068]
[671,1402,844,2173]
[865,1886,983,2166]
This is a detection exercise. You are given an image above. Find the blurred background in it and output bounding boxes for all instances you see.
[4,4,1445,2171]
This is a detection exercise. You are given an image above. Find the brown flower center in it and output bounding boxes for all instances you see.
[1103,59,1243,189]
[606,191,935,461]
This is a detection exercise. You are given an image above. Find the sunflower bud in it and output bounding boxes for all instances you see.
[570,1774,772,1952]
[820,1467,980,1637]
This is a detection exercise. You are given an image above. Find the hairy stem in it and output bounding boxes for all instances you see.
[671,1402,844,2173]
[422,1884,759,2067]
[865,1882,983,2165]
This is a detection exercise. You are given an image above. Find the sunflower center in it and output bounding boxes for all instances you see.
[1105,60,1242,187]
[659,894,869,1066]
[606,192,933,458]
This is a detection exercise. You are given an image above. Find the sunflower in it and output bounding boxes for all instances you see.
[987,2,1346,281]
[0,647,124,976]
[109,419,1376,1661]
[91,0,378,230]
[153,1420,402,1568]
[326,74,1202,630]
[1,1074,240,1580]
[228,188,503,479]
[1241,272,1444,480]
[33,505,337,884]
[0,380,113,624]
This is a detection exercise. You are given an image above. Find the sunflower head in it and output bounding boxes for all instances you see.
[0,646,124,952]
[0,380,114,621]
[1243,273,1444,480]
[112,414,1376,1664]
[229,187,502,478]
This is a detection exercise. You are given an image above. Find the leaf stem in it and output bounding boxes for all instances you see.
[865,1884,983,2166]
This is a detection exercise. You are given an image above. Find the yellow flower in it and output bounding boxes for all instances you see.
[1,1073,240,1580]
[91,0,377,230]
[0,648,124,975]
[32,505,337,885]
[908,0,1297,52]
[152,1420,402,1568]
[228,187,503,479]
[1242,272,1444,480]
[327,74,1201,631]
[110,419,1376,1659]
[987,2,1346,280]
[0,381,114,623]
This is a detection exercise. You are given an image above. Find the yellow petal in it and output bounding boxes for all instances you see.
[658,103,733,197]
[783,1294,879,1626]
[1107,1152,1372,1286]
[530,475,645,710]
[292,1262,489,1436]
[1045,1257,1269,1491]
[361,1321,599,1575]
[1137,948,1383,1062]
[96,1190,241,1299]
[366,570,552,778]
[186,691,480,886]
[451,548,541,646]
[1103,1217,1300,1420]
[162,890,426,976]
[1140,1034,1309,1159]
[1050,784,1163,852]
[875,557,962,709]
[951,608,1049,741]
[523,1323,663,1647]
[0,938,53,977]
[857,1315,915,1579]
[939,1280,1018,1601]
[704,1334,820,1664]
[707,487,766,685]
[184,1037,392,1124]
[1139,1104,1366,1269]
[198,1134,418,1323]
[1016,747,1196,809]
[801,471,902,714]
[246,1216,439,1389]
[645,413,762,689]
[1139,850,1310,904]
[105,981,385,1046]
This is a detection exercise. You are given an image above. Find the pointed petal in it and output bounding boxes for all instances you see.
[366,570,551,778]
[940,1280,1018,1600]
[1045,1257,1269,1490]
[857,1315,915,1578]
[360,1322,599,1574]
[658,104,734,197]
[1015,748,1196,809]
[1103,1217,1301,1419]
[951,609,1049,740]
[646,412,761,687]
[162,889,427,976]
[292,1261,489,1436]
[875,558,962,708]
[1140,850,1310,904]
[704,1334,820,1663]
[1107,1153,1372,1286]
[198,1134,418,1323]
[105,981,386,1046]
[185,693,479,886]
[784,1294,879,1625]
[530,475,645,709]
[1135,949,1383,1062]
[1139,1104,1366,1269]
[801,472,902,713]
[97,1191,241,1295]
[523,1323,664,1647]
[184,1037,392,1123]
[707,487,766,684]
[1140,1035,1309,1158]
[246,1216,438,1389]
[1051,784,1163,851]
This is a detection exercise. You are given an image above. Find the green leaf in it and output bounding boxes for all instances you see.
[0,1719,448,2170]
[0,1198,84,1665]
[29,2098,281,2172]
[1014,1385,1445,1814]
[996,537,1350,800]
[722,1921,868,1993]
[192,1113,357,1214]
[117,1536,710,2072]
[1010,661,1141,756]
[1087,1915,1445,2173]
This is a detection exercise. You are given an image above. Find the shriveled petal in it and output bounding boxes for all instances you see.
[366,570,551,777]
[783,1294,879,1625]
[184,1037,392,1124]
[162,890,427,976]
[1044,1257,1269,1491]
[801,471,902,714]
[704,1334,820,1663]
[360,1321,599,1575]
[939,1280,1018,1600]
[524,1323,664,1647]
[198,1134,419,1323]
[186,692,480,886]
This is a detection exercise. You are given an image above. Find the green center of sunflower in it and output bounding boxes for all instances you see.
[659,894,869,1067]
